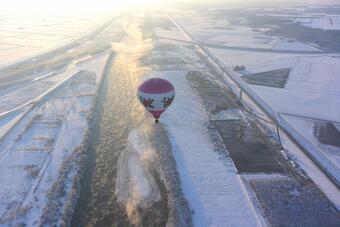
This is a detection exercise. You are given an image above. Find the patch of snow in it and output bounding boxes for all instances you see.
[0,52,110,115]
[0,12,107,66]
[0,53,111,225]
[209,47,301,69]
[155,28,184,40]
[211,108,245,121]
[282,115,340,169]
[157,70,259,227]
[280,131,340,210]
[0,109,27,140]
[208,49,340,122]
[251,85,340,122]
[273,40,321,52]
[295,16,340,30]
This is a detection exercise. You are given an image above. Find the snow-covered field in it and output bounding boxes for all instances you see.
[165,4,340,211]
[0,4,339,225]
[173,11,322,53]
[0,53,111,225]
[204,50,340,123]
[169,9,340,122]
[0,50,112,115]
[147,19,261,225]
[206,48,340,188]
[283,115,340,169]
[294,16,340,30]
[249,9,340,31]
[0,11,106,66]
[159,70,259,227]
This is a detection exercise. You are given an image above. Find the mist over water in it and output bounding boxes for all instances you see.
[116,124,162,225]
[71,15,160,226]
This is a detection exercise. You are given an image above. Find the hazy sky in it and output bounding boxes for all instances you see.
[2,0,339,13]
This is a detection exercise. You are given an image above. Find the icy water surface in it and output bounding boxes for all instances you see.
[71,14,170,227]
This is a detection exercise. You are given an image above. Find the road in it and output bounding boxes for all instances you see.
[157,36,326,54]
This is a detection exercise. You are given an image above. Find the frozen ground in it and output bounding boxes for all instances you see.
[0,11,107,66]
[169,17,340,127]
[143,17,261,225]
[0,14,119,225]
[244,174,339,226]
[283,115,340,169]
[159,3,340,222]
[167,5,340,193]
[0,53,110,225]
[0,52,111,115]
[0,5,339,225]
[0,109,28,140]
[185,69,339,225]
[159,70,259,227]
[172,10,322,53]
[294,16,340,30]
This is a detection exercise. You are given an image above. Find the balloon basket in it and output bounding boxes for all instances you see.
[155,119,159,124]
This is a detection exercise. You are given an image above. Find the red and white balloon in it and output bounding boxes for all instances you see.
[137,78,175,123]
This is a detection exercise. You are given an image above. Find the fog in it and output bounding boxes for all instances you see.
[3,0,340,14]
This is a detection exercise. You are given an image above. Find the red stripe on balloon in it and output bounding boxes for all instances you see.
[138,78,175,94]
[149,110,164,119]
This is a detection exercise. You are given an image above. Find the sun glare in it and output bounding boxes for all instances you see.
[2,0,161,14]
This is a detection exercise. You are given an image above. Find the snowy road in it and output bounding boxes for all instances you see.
[157,36,324,54]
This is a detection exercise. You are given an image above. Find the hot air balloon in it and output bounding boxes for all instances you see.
[137,78,175,123]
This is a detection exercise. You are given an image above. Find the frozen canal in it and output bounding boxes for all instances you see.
[71,14,190,226]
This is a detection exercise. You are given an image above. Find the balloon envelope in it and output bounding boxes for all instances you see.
[137,78,175,122]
